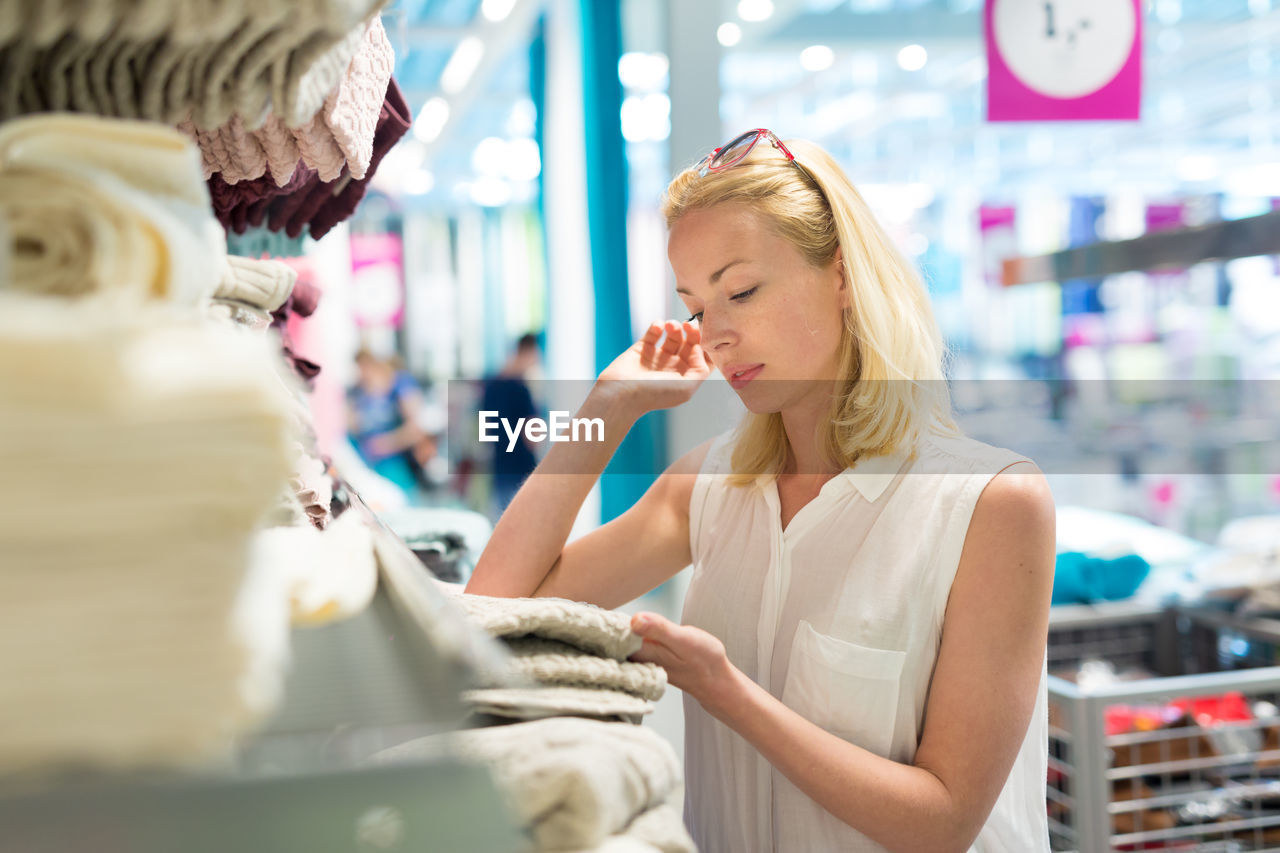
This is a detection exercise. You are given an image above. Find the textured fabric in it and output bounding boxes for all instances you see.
[0,3,390,128]
[443,589,643,661]
[610,799,695,853]
[303,76,409,238]
[377,717,684,852]
[0,297,294,771]
[215,256,297,312]
[0,114,223,306]
[255,114,305,186]
[682,428,1049,852]
[211,161,313,233]
[504,637,666,701]
[463,685,654,722]
[276,13,370,128]
[319,15,393,180]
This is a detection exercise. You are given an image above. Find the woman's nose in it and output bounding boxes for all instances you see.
[698,309,733,351]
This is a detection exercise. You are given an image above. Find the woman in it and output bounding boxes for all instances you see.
[347,349,424,498]
[467,129,1054,852]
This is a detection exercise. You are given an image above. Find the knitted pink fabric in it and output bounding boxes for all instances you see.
[322,16,393,181]
[219,114,268,184]
[254,115,304,187]
[291,111,347,183]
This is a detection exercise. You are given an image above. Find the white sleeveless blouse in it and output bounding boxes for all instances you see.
[681,428,1050,852]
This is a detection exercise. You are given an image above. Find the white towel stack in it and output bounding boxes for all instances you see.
[0,296,294,771]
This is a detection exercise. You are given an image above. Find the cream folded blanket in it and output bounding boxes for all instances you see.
[463,685,654,722]
[0,114,222,306]
[377,717,684,852]
[0,296,295,771]
[216,255,297,312]
[504,637,666,701]
[441,588,643,662]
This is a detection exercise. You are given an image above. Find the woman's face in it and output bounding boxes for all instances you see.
[668,203,847,414]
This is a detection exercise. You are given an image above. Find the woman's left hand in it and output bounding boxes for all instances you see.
[629,612,736,713]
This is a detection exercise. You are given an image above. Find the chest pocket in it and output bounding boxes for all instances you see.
[781,620,906,758]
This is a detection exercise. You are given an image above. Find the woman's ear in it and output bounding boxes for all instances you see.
[833,247,851,309]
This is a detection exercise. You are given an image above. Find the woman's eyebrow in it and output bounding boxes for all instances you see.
[676,258,750,295]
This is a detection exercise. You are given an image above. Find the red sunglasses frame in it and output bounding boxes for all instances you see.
[696,127,819,188]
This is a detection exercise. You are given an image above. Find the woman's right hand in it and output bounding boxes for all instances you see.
[596,320,713,415]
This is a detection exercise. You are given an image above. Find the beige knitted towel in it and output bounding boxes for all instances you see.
[0,114,222,306]
[377,717,683,852]
[463,685,654,722]
[441,589,643,661]
[0,298,295,771]
[216,256,297,313]
[503,637,666,701]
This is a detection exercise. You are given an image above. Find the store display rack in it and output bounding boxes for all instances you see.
[1048,602,1280,852]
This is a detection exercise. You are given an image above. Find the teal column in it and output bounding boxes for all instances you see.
[579,0,665,522]
[530,16,549,355]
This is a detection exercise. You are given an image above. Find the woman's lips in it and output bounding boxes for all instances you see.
[725,364,764,390]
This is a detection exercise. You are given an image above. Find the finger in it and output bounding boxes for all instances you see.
[677,322,702,366]
[660,320,684,352]
[639,322,662,359]
[632,611,681,646]
[628,638,676,668]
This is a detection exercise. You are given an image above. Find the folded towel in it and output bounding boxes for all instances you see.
[377,717,682,852]
[318,15,393,180]
[0,296,295,771]
[275,11,373,128]
[3,2,391,130]
[216,256,297,312]
[0,114,222,306]
[608,800,695,853]
[503,637,666,701]
[463,685,655,722]
[442,590,643,662]
[250,509,377,626]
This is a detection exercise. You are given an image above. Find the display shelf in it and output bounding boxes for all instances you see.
[0,509,521,853]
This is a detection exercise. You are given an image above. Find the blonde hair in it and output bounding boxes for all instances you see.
[660,137,958,485]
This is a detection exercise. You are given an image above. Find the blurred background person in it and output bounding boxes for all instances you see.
[347,348,425,503]
[479,332,543,518]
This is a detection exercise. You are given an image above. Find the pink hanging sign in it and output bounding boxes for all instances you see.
[986,0,1142,122]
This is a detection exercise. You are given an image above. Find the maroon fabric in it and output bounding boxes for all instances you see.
[209,161,314,234]
[270,275,324,388]
[259,77,411,240]
[306,77,410,239]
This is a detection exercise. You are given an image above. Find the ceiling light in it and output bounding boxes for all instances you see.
[800,45,834,72]
[617,52,670,92]
[737,0,774,23]
[441,37,484,94]
[620,93,670,144]
[470,176,511,207]
[717,22,742,47]
[481,0,518,22]
[404,168,435,195]
[1176,155,1218,182]
[504,138,542,182]
[897,44,927,71]
[412,97,450,143]
[472,137,508,176]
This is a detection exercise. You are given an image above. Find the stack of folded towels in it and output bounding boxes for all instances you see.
[385,586,695,852]
[0,298,295,770]
[0,112,309,770]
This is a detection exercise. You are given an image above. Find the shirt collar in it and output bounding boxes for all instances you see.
[840,444,915,503]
